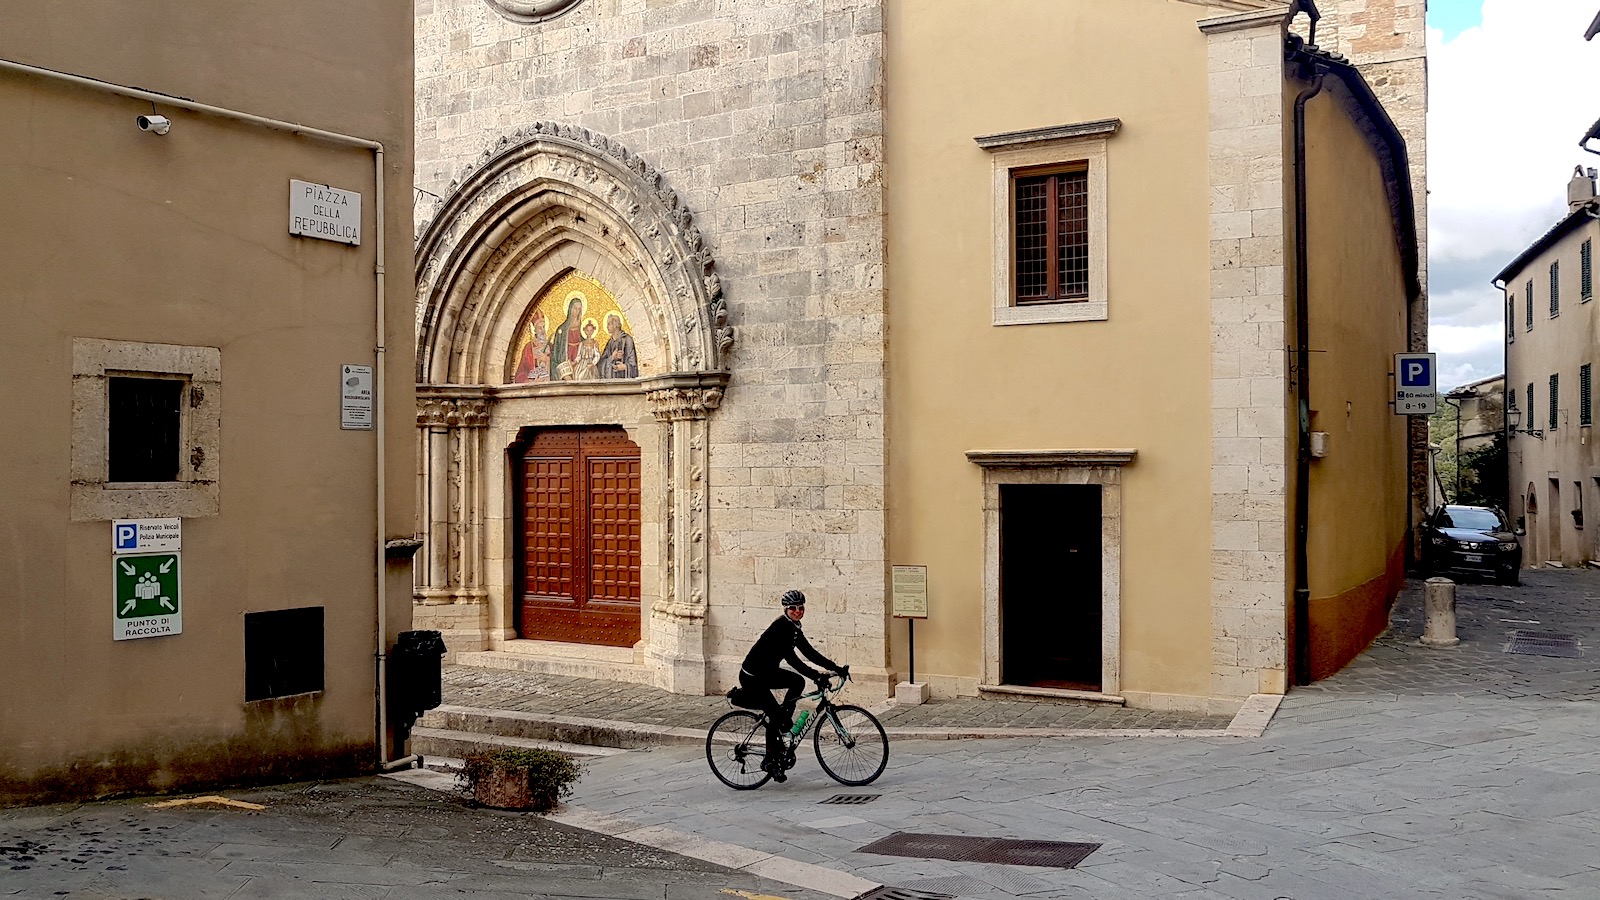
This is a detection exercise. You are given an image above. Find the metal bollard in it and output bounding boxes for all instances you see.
[1420,577,1460,647]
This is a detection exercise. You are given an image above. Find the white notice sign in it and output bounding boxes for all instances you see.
[341,365,374,430]
[289,179,361,245]
[113,518,181,554]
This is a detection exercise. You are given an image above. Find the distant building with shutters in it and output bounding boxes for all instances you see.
[414,0,1425,711]
[1496,168,1600,568]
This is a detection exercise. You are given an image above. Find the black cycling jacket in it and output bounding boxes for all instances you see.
[740,614,839,683]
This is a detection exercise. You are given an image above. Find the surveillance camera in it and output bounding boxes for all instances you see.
[136,114,170,135]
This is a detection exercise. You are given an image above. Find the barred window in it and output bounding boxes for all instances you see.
[1583,239,1593,301]
[1014,166,1089,304]
[1550,373,1560,431]
[1526,279,1535,330]
[1551,261,1561,317]
[1582,363,1593,427]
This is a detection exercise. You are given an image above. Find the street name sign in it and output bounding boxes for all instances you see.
[1394,352,1437,415]
[114,552,182,640]
[113,518,181,554]
[340,364,374,430]
[891,565,928,618]
[289,180,361,245]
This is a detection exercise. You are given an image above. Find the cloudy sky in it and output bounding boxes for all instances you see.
[1428,0,1600,390]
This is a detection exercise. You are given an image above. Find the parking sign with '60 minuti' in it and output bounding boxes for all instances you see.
[1394,352,1436,415]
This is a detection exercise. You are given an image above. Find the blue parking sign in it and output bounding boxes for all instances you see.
[1400,356,1432,388]
[115,523,139,551]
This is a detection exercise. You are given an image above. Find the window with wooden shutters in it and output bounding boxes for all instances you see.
[1551,261,1560,317]
[1550,373,1560,431]
[1508,294,1515,344]
[1527,383,1535,433]
[1014,166,1089,304]
[1582,363,1593,427]
[1583,239,1593,301]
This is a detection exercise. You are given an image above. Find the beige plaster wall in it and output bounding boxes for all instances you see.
[884,0,1217,703]
[1298,87,1410,680]
[1505,218,1600,567]
[0,3,414,802]
[1302,90,1410,598]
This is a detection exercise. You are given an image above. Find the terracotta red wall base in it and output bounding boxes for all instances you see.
[1309,541,1405,681]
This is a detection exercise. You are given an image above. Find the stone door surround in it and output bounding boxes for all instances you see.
[967,449,1134,702]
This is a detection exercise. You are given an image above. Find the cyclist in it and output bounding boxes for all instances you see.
[737,589,847,782]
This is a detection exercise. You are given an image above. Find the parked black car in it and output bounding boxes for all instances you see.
[1423,505,1521,585]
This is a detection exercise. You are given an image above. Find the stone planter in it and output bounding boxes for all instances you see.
[459,747,579,811]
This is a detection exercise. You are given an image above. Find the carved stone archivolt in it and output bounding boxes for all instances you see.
[411,126,729,693]
[416,122,733,384]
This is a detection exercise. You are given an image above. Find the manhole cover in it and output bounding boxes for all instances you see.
[856,888,955,900]
[820,794,880,805]
[1504,630,1583,658]
[903,873,1057,896]
[857,832,1100,869]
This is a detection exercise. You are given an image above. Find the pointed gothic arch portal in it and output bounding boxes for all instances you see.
[413,123,731,693]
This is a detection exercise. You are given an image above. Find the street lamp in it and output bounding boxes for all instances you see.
[1507,406,1544,440]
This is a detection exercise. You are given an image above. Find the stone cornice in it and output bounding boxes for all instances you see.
[975,118,1121,152]
[1197,5,1290,34]
[966,449,1137,469]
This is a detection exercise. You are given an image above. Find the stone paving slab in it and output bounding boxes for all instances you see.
[440,666,1235,733]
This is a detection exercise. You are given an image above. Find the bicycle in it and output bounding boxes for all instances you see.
[706,671,889,790]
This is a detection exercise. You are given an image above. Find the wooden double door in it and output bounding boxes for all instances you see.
[516,427,642,647]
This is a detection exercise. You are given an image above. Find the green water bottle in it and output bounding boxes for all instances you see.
[791,709,810,735]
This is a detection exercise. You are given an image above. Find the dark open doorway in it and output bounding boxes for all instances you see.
[1000,483,1102,689]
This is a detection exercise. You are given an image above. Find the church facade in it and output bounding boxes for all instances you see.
[414,0,1426,711]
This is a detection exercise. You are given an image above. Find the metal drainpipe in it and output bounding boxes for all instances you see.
[1292,71,1325,687]
[0,56,411,770]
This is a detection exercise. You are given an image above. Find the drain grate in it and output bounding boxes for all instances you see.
[855,888,955,900]
[1504,630,1584,658]
[857,832,1100,869]
[820,794,880,805]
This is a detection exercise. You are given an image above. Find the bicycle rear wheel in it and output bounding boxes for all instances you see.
[706,710,773,790]
[813,704,888,786]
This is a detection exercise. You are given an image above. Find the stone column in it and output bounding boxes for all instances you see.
[643,382,725,694]
[414,393,494,648]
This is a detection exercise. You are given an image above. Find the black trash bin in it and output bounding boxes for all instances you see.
[389,629,447,744]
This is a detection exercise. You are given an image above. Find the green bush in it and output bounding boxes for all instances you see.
[457,747,581,811]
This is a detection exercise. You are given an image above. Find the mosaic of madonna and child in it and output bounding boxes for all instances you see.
[508,272,642,383]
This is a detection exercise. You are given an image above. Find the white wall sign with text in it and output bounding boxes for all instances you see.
[340,365,374,430]
[289,180,361,245]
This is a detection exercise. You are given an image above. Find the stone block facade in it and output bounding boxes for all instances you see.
[1203,9,1293,701]
[414,0,888,690]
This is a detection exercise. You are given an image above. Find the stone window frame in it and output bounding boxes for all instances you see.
[482,0,585,26]
[967,449,1134,701]
[71,338,221,521]
[977,119,1117,326]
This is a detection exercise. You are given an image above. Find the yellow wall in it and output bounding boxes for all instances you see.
[885,0,1216,700]
[0,3,414,802]
[1300,86,1411,677]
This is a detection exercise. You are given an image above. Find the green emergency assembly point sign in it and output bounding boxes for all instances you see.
[114,552,182,640]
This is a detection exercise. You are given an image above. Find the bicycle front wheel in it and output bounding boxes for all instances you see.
[707,710,772,790]
[813,704,888,786]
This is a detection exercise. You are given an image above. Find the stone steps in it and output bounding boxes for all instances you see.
[415,704,707,754]
[410,725,632,763]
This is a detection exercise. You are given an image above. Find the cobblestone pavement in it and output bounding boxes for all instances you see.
[554,572,1600,898]
[1300,568,1599,700]
[0,777,839,899]
[442,669,1233,732]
